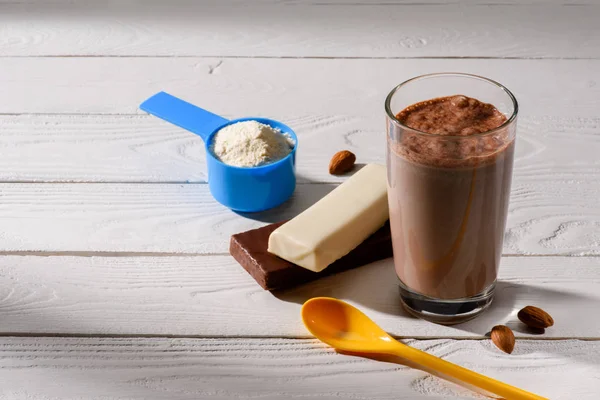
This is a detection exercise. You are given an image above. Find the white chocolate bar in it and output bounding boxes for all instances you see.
[267,164,389,272]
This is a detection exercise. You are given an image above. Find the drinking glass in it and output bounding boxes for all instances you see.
[385,73,518,324]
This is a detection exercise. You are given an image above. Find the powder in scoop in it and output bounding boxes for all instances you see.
[211,120,295,167]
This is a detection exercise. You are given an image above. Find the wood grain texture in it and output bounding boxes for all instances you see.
[1,114,598,256]
[0,255,597,338]
[0,336,595,399]
[0,58,599,116]
[1,114,598,185]
[0,179,597,255]
[1,2,599,58]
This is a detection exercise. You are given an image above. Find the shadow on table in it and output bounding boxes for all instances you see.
[456,281,595,336]
[234,184,336,223]
[274,258,600,337]
[233,173,342,223]
[274,259,416,320]
[233,165,374,223]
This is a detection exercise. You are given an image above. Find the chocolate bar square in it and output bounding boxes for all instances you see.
[230,221,392,291]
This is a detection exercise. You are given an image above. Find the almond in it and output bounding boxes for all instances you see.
[491,325,515,354]
[329,150,356,175]
[517,306,554,329]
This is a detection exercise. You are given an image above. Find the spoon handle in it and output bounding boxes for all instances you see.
[394,344,547,400]
[140,92,229,143]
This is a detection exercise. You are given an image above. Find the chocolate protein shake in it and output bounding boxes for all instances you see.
[387,93,515,320]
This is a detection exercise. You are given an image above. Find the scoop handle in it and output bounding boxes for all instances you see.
[140,92,229,142]
[393,344,547,400]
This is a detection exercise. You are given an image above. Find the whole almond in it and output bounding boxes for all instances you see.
[518,306,554,329]
[329,150,356,175]
[491,325,515,354]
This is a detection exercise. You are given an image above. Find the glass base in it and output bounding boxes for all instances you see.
[398,280,495,325]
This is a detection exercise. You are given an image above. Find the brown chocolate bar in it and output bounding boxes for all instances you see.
[230,221,392,291]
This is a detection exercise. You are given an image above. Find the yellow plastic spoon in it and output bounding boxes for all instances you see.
[302,297,547,400]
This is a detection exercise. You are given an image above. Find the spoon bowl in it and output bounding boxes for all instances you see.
[302,297,396,353]
[302,297,547,400]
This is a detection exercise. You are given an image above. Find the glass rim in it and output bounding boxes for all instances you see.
[384,72,519,138]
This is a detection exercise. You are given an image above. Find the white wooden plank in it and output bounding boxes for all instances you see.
[1,2,599,58]
[1,58,600,116]
[0,114,209,183]
[0,114,598,186]
[0,255,596,338]
[0,180,597,255]
[0,336,594,399]
[1,113,597,256]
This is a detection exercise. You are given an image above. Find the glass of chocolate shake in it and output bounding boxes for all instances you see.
[385,73,518,324]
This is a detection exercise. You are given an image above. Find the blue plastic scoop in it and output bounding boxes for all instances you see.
[140,92,297,213]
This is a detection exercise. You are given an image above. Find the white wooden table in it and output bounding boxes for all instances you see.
[1,1,599,398]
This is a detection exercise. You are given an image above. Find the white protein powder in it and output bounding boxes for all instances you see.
[211,120,295,167]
